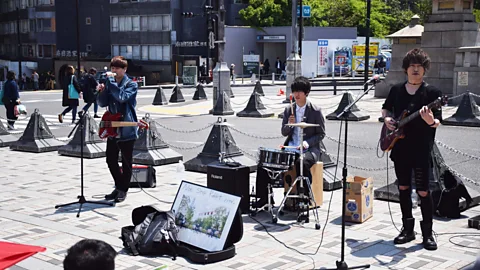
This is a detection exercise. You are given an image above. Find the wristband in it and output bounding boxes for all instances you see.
[429,120,436,126]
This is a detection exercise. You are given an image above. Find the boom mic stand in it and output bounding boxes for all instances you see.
[55,111,114,217]
[326,81,377,270]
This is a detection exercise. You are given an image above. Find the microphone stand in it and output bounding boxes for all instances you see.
[55,111,114,218]
[326,81,377,270]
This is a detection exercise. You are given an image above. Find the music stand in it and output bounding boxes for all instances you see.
[275,122,321,230]
[55,111,114,217]
[325,86,376,270]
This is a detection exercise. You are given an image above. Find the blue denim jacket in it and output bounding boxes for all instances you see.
[97,75,138,141]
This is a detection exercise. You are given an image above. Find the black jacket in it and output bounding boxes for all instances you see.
[62,75,81,107]
[82,74,99,103]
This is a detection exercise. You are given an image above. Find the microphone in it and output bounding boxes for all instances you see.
[365,74,380,85]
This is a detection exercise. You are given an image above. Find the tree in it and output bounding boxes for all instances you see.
[239,0,291,27]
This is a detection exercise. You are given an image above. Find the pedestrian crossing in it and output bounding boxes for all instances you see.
[1,112,182,133]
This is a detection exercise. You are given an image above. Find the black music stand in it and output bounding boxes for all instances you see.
[325,85,375,270]
[55,111,114,217]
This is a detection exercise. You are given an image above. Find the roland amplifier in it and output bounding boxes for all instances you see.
[207,164,250,214]
[121,165,156,188]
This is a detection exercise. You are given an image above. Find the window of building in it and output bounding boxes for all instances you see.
[38,0,54,5]
[86,44,92,52]
[20,0,27,9]
[110,0,119,3]
[112,44,170,61]
[233,0,244,3]
[132,16,140,31]
[21,20,29,33]
[111,15,170,32]
[111,17,118,32]
[37,44,54,58]
[28,0,35,7]
[29,19,36,32]
[86,17,91,25]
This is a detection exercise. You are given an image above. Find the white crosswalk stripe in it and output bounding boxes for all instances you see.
[1,112,181,132]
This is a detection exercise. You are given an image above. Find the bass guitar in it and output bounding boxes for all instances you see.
[98,111,149,139]
[379,96,447,152]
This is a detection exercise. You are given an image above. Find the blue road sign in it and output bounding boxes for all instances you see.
[296,5,311,18]
[317,40,328,46]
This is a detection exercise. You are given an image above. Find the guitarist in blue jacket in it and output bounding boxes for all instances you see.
[97,56,138,203]
[382,48,442,251]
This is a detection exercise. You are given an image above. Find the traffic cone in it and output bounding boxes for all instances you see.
[277,88,285,96]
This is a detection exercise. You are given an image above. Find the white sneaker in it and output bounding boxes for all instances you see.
[7,124,15,130]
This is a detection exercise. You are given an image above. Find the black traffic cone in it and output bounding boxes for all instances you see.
[131,114,183,165]
[58,113,106,158]
[212,91,234,115]
[237,91,273,118]
[193,84,207,100]
[0,120,19,147]
[169,85,185,103]
[152,86,168,105]
[254,81,265,96]
[326,92,370,121]
[443,92,480,127]
[10,109,65,152]
[184,117,257,173]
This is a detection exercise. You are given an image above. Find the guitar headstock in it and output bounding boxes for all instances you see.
[432,95,448,109]
[138,119,149,130]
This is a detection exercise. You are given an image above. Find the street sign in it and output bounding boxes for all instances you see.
[296,5,311,18]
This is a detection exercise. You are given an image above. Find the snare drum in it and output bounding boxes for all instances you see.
[258,147,296,169]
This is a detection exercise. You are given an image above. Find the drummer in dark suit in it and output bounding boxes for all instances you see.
[281,76,326,186]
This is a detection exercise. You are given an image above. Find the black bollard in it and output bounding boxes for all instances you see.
[152,86,168,105]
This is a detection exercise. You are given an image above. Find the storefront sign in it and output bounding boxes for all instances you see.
[256,35,286,41]
[56,50,89,58]
[175,41,207,47]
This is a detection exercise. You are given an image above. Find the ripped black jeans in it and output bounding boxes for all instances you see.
[394,159,434,223]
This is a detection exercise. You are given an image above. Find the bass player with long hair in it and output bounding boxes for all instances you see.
[381,48,442,250]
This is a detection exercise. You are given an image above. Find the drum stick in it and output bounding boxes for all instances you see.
[289,94,294,115]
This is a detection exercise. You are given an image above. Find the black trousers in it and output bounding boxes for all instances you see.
[4,101,18,126]
[106,138,135,193]
[294,151,317,183]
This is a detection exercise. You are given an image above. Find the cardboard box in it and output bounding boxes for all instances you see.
[345,176,373,223]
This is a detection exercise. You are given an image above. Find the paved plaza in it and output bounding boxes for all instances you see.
[1,85,479,270]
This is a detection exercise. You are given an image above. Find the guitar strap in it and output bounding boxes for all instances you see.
[405,82,428,115]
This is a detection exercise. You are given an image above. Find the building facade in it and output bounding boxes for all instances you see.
[0,0,56,79]
[54,0,111,83]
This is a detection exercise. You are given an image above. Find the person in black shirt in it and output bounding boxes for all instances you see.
[382,48,442,251]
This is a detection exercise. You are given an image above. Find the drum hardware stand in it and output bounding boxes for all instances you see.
[325,83,375,270]
[55,111,114,217]
[251,167,287,223]
[275,123,321,230]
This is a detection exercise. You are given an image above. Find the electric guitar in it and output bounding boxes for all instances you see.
[379,96,448,152]
[98,111,149,139]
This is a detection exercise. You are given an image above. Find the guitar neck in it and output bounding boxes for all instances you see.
[398,100,438,128]
[106,122,139,128]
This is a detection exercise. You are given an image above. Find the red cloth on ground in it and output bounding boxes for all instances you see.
[0,241,46,269]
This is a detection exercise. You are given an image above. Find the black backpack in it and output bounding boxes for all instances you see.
[121,206,179,260]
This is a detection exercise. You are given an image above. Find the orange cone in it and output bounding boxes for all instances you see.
[277,88,285,96]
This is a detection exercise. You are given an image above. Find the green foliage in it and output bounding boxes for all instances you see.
[238,0,456,37]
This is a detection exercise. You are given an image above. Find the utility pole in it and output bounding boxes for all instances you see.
[364,0,371,91]
[16,7,22,77]
[298,0,303,57]
[75,0,81,76]
[205,1,213,77]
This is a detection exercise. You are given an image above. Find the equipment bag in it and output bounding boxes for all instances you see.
[121,205,179,260]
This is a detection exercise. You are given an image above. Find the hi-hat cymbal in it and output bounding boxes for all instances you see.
[286,122,320,128]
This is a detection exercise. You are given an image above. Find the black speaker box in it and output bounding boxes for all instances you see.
[122,165,156,188]
[207,164,250,214]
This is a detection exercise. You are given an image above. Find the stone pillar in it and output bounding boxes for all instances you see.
[285,52,302,103]
[421,0,479,96]
[374,15,424,98]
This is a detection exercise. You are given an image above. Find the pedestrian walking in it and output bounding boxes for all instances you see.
[58,65,81,124]
[2,71,21,130]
